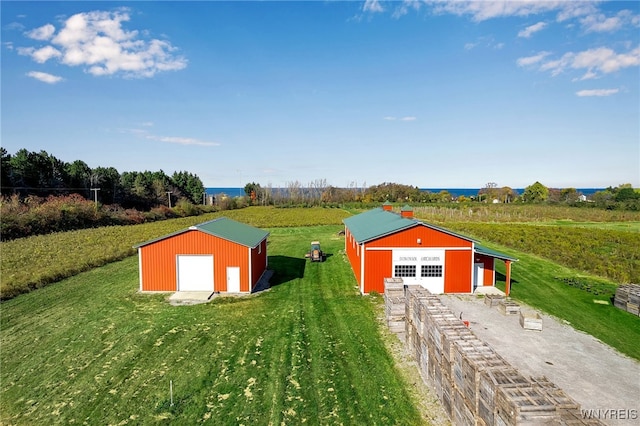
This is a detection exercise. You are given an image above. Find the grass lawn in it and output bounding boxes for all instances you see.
[0,225,424,425]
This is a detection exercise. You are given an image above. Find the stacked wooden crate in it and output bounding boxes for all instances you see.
[477,368,530,426]
[383,278,406,334]
[530,376,606,425]
[485,293,505,307]
[494,386,558,425]
[614,284,640,316]
[519,311,543,331]
[382,284,593,425]
[404,285,436,370]
[498,299,521,315]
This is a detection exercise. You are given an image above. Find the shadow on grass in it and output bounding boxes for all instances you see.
[268,255,306,287]
[496,271,520,285]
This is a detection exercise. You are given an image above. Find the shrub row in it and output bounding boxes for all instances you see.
[0,194,218,241]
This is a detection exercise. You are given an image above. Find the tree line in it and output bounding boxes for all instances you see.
[240,180,639,210]
[1,148,205,210]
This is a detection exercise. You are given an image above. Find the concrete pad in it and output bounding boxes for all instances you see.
[473,286,505,296]
[440,294,640,426]
[168,291,214,306]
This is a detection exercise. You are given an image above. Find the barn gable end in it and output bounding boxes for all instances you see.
[343,206,517,295]
[135,217,269,294]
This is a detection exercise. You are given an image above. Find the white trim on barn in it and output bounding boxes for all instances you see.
[138,247,144,292]
[360,243,365,294]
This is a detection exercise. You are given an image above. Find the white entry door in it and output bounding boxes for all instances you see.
[177,255,214,291]
[474,263,484,290]
[227,266,240,293]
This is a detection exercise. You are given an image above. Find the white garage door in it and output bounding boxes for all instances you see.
[177,255,214,292]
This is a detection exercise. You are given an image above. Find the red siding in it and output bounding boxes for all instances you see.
[250,239,268,291]
[363,249,391,294]
[354,224,474,294]
[444,250,473,293]
[140,230,266,292]
[366,225,471,249]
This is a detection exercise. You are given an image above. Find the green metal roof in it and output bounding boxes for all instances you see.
[196,217,269,247]
[135,217,269,249]
[343,208,418,243]
[343,207,517,262]
[474,244,518,262]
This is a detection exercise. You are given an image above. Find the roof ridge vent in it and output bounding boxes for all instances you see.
[400,205,414,218]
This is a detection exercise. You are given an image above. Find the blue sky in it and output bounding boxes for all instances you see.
[2,1,639,189]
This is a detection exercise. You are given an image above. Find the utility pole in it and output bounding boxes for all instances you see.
[90,188,100,209]
[166,191,172,208]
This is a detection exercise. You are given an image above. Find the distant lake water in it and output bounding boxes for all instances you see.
[206,187,605,197]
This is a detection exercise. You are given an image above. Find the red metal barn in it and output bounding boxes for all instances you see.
[135,217,269,293]
[343,205,517,295]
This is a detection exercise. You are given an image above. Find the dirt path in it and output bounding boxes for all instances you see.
[439,295,640,426]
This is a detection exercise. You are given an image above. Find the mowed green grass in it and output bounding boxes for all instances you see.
[0,225,424,425]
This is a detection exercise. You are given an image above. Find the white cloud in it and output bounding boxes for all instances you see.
[429,1,576,22]
[518,21,547,38]
[26,23,55,40]
[124,128,220,146]
[384,116,416,121]
[392,0,422,19]
[32,45,62,63]
[363,0,384,13]
[5,22,26,31]
[575,88,619,97]
[151,136,220,147]
[516,51,551,67]
[525,46,640,79]
[26,71,64,84]
[16,9,187,79]
[580,9,639,33]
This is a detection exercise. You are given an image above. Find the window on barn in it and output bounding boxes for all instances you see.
[395,265,416,277]
[421,265,443,277]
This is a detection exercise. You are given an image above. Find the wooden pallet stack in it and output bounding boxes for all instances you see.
[477,367,531,425]
[495,385,558,425]
[614,284,640,316]
[382,281,596,425]
[485,293,506,307]
[498,299,521,316]
[404,285,436,371]
[530,376,606,425]
[383,278,406,334]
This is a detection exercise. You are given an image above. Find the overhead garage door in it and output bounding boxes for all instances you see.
[177,255,214,291]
